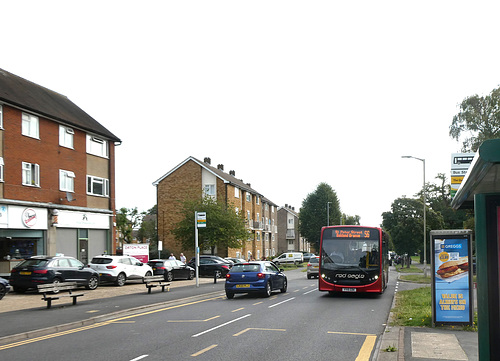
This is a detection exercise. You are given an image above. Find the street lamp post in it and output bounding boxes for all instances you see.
[327,202,332,226]
[402,155,427,275]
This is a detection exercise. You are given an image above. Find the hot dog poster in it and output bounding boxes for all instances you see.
[431,231,473,326]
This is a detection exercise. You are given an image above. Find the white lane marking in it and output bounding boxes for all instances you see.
[268,297,295,308]
[130,355,148,361]
[304,288,318,295]
[192,314,251,338]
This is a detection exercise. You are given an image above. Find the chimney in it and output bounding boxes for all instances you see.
[285,204,288,208]
[229,170,235,176]
[246,183,251,187]
[217,164,224,171]
[204,157,211,164]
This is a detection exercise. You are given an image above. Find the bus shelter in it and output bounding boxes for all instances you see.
[451,138,500,360]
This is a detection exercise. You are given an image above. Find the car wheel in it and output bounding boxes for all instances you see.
[13,286,26,294]
[52,278,63,294]
[280,278,287,293]
[0,284,6,300]
[307,274,312,279]
[226,291,234,299]
[264,281,272,297]
[188,270,194,280]
[214,270,222,278]
[86,275,99,290]
[166,272,174,282]
[115,273,126,286]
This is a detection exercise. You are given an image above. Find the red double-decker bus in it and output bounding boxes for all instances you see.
[318,225,389,294]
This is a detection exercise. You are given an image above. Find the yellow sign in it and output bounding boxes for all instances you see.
[451,176,464,184]
[439,252,449,262]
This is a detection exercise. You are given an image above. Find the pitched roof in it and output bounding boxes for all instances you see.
[0,68,120,142]
[153,156,278,205]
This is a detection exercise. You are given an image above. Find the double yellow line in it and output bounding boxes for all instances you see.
[0,295,223,351]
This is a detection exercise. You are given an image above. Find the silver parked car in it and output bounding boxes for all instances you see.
[307,256,319,279]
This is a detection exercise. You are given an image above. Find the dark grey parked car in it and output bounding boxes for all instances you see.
[9,255,99,293]
[148,259,195,281]
[0,277,11,299]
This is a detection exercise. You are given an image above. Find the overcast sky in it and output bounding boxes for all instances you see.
[2,1,499,226]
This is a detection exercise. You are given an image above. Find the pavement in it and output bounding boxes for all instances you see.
[0,266,479,360]
[375,262,478,361]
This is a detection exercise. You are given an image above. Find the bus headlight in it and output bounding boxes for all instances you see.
[374,275,379,280]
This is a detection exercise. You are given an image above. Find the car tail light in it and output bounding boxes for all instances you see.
[222,265,229,270]
[106,265,118,269]
[34,269,48,274]
[226,274,231,280]
[307,263,312,267]
[157,266,166,270]
[257,273,265,279]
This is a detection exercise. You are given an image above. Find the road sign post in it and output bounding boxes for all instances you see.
[195,212,206,287]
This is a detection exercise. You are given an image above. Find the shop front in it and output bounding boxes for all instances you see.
[0,205,47,275]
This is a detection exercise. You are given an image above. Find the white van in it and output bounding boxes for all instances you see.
[272,252,304,265]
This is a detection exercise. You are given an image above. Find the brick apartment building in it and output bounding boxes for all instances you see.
[153,157,278,261]
[0,68,120,275]
[277,204,310,254]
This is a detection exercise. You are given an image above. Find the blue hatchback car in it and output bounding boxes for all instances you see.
[225,261,287,299]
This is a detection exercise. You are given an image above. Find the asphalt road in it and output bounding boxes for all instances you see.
[0,268,397,360]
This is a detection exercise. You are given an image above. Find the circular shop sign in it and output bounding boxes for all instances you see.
[22,208,37,228]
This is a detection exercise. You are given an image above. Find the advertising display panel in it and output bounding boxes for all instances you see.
[123,244,149,263]
[430,229,473,326]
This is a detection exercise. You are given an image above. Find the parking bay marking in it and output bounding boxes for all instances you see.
[327,331,377,361]
[191,344,218,357]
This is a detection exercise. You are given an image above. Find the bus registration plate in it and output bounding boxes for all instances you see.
[342,288,356,292]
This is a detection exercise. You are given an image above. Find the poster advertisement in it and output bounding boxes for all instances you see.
[430,230,473,326]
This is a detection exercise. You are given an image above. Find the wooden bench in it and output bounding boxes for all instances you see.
[37,282,85,309]
[144,275,170,294]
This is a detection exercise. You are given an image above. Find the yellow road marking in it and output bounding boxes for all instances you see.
[191,344,217,356]
[233,328,286,337]
[0,296,223,351]
[355,335,377,361]
[231,308,245,312]
[252,301,263,305]
[327,331,377,361]
[168,316,220,323]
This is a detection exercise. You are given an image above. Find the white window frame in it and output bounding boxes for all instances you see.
[59,125,74,149]
[0,157,4,182]
[0,104,3,129]
[234,187,240,198]
[22,162,40,187]
[246,192,251,202]
[59,170,75,192]
[22,113,39,139]
[204,184,216,197]
[86,134,108,158]
[87,175,109,197]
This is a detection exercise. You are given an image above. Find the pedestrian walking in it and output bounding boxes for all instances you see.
[180,253,186,263]
[168,253,176,260]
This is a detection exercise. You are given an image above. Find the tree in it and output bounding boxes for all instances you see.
[116,207,145,244]
[382,197,444,265]
[171,196,249,254]
[449,86,500,152]
[342,214,361,225]
[425,173,471,229]
[299,183,341,251]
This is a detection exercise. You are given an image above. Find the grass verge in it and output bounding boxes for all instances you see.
[391,284,477,331]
